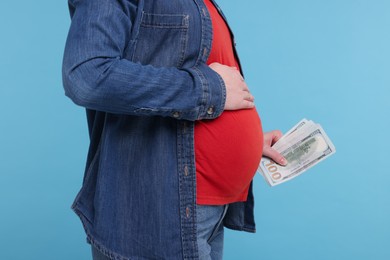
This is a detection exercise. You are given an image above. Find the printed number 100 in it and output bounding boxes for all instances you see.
[265,160,282,181]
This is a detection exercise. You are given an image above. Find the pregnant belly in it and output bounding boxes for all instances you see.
[195,108,263,204]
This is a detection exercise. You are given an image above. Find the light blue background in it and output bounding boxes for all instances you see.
[0,1,389,259]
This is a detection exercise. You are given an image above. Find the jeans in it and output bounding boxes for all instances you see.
[196,204,229,260]
[91,204,229,260]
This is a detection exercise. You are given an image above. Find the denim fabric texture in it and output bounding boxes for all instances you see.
[91,205,228,260]
[196,205,229,260]
[92,246,112,260]
[62,0,256,259]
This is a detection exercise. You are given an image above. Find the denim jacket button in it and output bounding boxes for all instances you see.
[172,111,180,118]
[206,107,214,115]
[186,207,190,218]
[184,165,189,176]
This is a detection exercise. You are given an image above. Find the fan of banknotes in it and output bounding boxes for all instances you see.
[258,119,336,186]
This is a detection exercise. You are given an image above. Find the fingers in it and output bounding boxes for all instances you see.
[237,90,255,108]
[263,130,283,146]
[270,130,283,144]
[237,73,244,82]
[241,83,250,93]
[242,100,255,108]
[263,146,287,166]
[233,71,253,104]
[209,63,255,111]
[263,130,287,165]
[244,92,255,102]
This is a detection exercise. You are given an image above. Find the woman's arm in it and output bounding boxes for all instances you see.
[62,0,225,121]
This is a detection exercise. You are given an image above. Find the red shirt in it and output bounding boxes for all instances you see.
[195,0,264,205]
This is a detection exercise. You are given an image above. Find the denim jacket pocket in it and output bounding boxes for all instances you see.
[132,12,189,68]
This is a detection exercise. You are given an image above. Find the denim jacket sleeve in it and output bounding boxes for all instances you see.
[62,0,226,121]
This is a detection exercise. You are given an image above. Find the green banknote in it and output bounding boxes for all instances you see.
[258,120,336,186]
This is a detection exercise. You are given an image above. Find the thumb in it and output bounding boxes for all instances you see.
[263,146,287,166]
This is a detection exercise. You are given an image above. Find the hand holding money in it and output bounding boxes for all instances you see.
[258,119,336,186]
[262,130,288,166]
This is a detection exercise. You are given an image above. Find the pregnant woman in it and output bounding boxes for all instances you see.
[62,0,286,259]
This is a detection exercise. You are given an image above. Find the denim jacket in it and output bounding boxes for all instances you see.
[62,0,255,259]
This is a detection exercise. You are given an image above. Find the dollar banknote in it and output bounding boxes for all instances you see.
[258,120,336,186]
